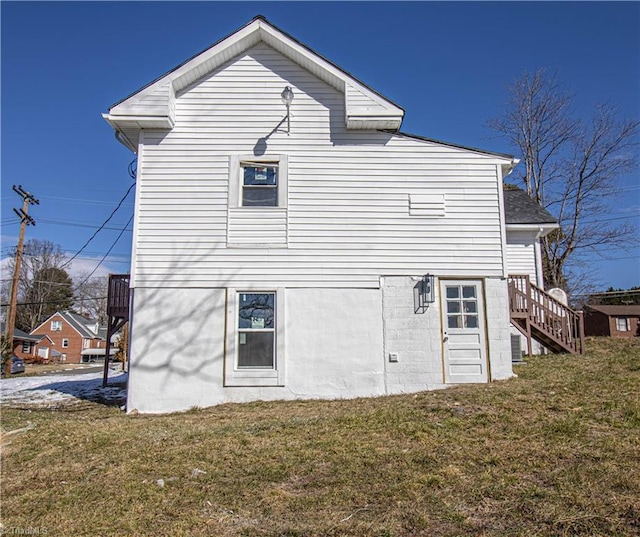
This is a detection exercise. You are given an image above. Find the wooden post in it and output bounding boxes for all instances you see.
[3,187,38,377]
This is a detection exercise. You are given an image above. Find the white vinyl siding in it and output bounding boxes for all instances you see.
[110,83,175,120]
[506,230,538,285]
[345,83,390,113]
[227,208,288,246]
[132,43,508,288]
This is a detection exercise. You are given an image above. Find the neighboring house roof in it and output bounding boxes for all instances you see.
[64,312,100,338]
[103,15,406,151]
[0,323,44,343]
[31,311,103,340]
[585,304,640,316]
[15,328,43,343]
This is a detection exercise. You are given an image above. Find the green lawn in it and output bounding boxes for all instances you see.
[2,337,639,536]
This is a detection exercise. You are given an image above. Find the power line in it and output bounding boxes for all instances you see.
[75,214,134,288]
[1,296,108,307]
[36,218,134,232]
[61,181,136,269]
[35,194,135,207]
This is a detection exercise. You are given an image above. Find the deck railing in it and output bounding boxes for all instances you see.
[107,274,130,320]
[508,275,584,354]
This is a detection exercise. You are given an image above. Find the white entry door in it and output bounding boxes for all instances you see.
[440,280,488,383]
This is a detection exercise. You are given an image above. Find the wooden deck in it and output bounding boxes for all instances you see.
[103,274,131,386]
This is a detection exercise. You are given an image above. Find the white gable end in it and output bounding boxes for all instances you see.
[345,84,403,130]
[103,17,404,150]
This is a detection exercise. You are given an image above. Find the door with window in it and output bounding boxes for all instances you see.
[440,279,488,383]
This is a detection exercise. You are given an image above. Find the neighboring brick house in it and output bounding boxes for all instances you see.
[30,311,108,364]
[14,329,52,362]
[584,305,640,338]
[1,322,51,362]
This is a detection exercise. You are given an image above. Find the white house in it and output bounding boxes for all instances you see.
[104,16,565,414]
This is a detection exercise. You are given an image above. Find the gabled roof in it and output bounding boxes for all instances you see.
[103,15,405,151]
[1,323,44,343]
[63,312,101,338]
[15,328,42,343]
[585,304,640,316]
[503,188,558,226]
[31,311,102,340]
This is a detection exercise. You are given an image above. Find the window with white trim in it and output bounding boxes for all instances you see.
[22,341,31,353]
[83,339,91,349]
[238,292,276,368]
[62,338,69,348]
[241,164,278,207]
[228,155,288,209]
[224,288,285,387]
[51,320,62,331]
[615,317,630,332]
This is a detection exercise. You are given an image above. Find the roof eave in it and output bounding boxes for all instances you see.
[506,223,559,237]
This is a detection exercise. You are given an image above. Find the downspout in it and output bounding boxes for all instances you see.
[499,158,520,278]
[533,227,545,289]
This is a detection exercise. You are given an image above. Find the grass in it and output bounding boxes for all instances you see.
[1,337,639,536]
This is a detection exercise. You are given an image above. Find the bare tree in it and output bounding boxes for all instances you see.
[490,69,639,291]
[4,239,75,332]
[73,272,108,324]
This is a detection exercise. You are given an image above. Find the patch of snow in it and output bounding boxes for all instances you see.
[0,368,127,408]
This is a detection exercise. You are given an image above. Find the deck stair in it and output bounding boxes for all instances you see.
[508,275,584,355]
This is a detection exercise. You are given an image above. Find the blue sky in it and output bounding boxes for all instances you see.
[2,1,639,291]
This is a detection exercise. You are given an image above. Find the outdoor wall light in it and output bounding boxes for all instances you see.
[281,86,294,134]
[414,273,436,314]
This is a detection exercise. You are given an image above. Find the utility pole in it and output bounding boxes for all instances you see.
[3,185,38,377]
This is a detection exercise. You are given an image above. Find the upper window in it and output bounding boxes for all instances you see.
[615,317,630,332]
[51,320,62,331]
[241,163,278,207]
[228,155,288,210]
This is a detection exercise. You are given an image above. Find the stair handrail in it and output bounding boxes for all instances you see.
[508,275,584,354]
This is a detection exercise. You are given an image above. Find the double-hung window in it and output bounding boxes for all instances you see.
[228,154,288,209]
[51,320,62,331]
[224,288,285,387]
[615,317,630,332]
[62,338,69,348]
[241,164,278,207]
[237,292,276,368]
[227,155,289,247]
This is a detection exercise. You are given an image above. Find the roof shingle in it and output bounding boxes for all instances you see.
[503,189,557,225]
